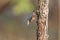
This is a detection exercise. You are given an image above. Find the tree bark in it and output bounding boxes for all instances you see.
[37,0,49,40]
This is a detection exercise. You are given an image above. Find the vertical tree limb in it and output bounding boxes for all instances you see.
[37,0,49,40]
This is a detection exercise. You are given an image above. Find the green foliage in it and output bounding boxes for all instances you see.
[13,0,34,15]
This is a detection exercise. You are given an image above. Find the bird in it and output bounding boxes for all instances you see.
[27,11,36,25]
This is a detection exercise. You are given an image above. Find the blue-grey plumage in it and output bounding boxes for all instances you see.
[27,11,36,25]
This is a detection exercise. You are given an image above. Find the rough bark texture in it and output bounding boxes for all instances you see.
[37,0,49,40]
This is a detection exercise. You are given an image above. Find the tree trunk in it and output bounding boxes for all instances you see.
[37,0,49,40]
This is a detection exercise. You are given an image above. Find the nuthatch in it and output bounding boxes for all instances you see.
[27,11,36,25]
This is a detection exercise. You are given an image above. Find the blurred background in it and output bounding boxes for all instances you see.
[0,0,59,40]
